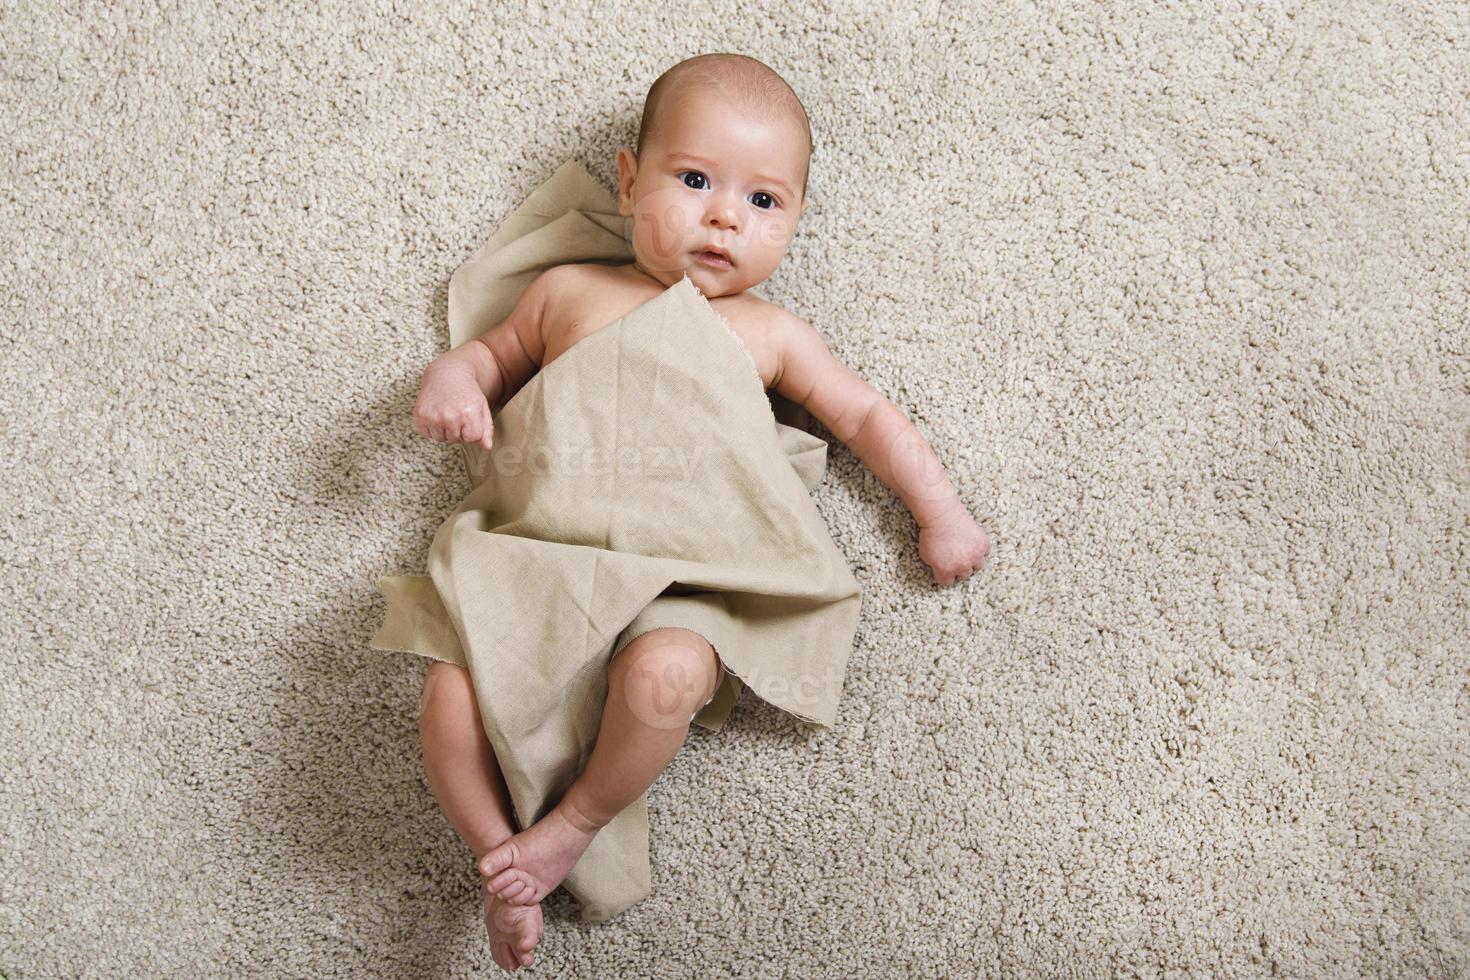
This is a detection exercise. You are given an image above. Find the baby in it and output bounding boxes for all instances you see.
[410,53,990,970]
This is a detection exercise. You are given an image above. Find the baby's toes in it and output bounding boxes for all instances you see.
[492,870,537,904]
[516,918,539,953]
[504,945,529,972]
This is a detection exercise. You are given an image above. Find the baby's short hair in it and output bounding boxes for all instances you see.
[636,53,813,200]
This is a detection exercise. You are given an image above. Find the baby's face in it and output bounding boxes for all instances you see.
[617,90,810,297]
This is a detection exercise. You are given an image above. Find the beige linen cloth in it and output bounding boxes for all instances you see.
[370,159,863,922]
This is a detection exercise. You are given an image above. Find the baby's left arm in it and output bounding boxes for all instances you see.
[771,313,991,586]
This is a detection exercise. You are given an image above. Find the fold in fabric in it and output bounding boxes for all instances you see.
[370,159,862,922]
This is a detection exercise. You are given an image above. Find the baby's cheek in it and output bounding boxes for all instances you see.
[637,220,691,268]
[751,221,786,252]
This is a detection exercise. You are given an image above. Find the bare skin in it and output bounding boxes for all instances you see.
[479,627,722,906]
[408,61,991,957]
[419,661,543,970]
[482,884,543,972]
[540,262,781,383]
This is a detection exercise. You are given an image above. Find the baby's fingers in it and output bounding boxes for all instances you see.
[932,560,975,587]
[456,406,493,451]
[434,420,467,443]
[443,406,483,445]
[477,405,495,451]
[413,404,457,442]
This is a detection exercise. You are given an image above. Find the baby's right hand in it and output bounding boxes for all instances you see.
[413,364,495,451]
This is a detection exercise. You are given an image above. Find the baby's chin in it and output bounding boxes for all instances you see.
[682,263,757,298]
[632,252,768,297]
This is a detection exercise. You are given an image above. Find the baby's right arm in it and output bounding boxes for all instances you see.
[412,269,555,449]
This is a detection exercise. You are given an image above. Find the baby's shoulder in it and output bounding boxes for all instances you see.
[726,291,803,352]
[732,289,793,328]
[715,292,798,391]
[530,261,604,304]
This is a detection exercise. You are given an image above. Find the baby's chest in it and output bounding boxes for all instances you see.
[545,288,780,387]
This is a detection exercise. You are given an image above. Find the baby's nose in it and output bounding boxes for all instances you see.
[704,198,740,230]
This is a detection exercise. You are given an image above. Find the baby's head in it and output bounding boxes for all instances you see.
[617,53,813,298]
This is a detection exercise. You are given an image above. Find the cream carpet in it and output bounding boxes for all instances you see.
[3,2,1466,976]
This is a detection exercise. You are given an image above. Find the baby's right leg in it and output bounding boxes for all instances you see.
[419,661,541,970]
[418,661,519,854]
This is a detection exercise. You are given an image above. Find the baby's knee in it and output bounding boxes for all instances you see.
[611,629,718,719]
[419,659,473,723]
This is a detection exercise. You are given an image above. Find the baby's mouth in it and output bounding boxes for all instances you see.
[694,249,734,269]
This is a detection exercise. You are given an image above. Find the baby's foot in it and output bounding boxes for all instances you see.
[483,878,542,971]
[479,802,600,906]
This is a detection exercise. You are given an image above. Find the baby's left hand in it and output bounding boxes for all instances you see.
[918,507,991,586]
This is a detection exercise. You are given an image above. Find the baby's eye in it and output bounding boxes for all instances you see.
[680,171,708,190]
[751,191,777,210]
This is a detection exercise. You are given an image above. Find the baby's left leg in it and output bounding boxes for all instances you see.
[478,627,721,905]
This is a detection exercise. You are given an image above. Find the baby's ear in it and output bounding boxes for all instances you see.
[616,146,638,214]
